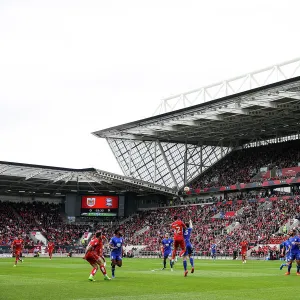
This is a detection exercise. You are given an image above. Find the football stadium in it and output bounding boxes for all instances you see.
[2,58,300,300]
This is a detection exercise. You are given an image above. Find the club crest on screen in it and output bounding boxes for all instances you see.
[106,198,113,207]
[87,197,96,207]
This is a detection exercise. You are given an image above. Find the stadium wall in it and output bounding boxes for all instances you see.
[65,194,81,217]
[124,193,168,216]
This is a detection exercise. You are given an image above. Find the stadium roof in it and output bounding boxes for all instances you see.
[92,58,300,189]
[94,76,300,147]
[0,161,176,197]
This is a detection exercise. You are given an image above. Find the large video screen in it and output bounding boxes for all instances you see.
[81,195,119,217]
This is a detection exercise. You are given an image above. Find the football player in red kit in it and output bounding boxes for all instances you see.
[11,236,24,267]
[83,231,110,281]
[171,216,187,261]
[47,240,55,260]
[240,240,248,264]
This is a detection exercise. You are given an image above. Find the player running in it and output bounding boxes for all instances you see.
[280,237,292,272]
[161,233,174,271]
[11,236,24,267]
[109,229,124,279]
[47,240,55,260]
[182,219,194,277]
[83,231,110,282]
[171,216,186,262]
[211,243,217,260]
[240,240,248,264]
[285,229,300,276]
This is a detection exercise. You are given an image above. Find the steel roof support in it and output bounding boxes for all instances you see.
[128,140,133,175]
[154,140,157,183]
[154,57,300,114]
[51,180,69,196]
[157,141,178,189]
[183,142,188,187]
[107,138,128,175]
[25,170,44,180]
[0,166,10,174]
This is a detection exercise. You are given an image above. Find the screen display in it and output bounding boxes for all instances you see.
[81,195,119,217]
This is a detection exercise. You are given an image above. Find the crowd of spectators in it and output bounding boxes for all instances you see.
[1,190,300,256]
[189,140,300,190]
[13,202,74,246]
[0,201,90,249]
[113,192,300,256]
[0,201,34,248]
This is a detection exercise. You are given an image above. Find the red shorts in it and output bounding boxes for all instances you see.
[174,239,185,250]
[241,251,247,255]
[49,250,53,254]
[85,252,100,265]
[15,250,21,257]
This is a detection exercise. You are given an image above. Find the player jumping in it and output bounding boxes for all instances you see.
[11,235,24,267]
[83,231,110,281]
[171,216,186,263]
[183,219,194,277]
[161,233,174,271]
[109,229,124,279]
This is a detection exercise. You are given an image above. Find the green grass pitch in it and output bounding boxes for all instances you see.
[0,258,299,300]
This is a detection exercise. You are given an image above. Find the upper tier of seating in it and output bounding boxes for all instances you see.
[189,140,300,190]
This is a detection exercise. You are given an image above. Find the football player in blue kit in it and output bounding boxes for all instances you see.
[182,219,194,277]
[279,238,291,271]
[109,229,124,278]
[211,243,217,259]
[161,233,174,271]
[285,229,300,276]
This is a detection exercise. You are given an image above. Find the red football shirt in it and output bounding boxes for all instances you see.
[48,242,55,251]
[88,236,105,255]
[12,239,23,251]
[171,220,186,240]
[95,235,106,255]
[240,241,248,252]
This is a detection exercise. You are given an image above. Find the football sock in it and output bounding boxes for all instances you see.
[297,265,300,273]
[100,266,107,275]
[170,260,173,268]
[288,264,292,272]
[112,265,115,277]
[183,260,187,271]
[163,258,167,268]
[190,257,194,267]
[91,268,97,276]
[171,250,176,260]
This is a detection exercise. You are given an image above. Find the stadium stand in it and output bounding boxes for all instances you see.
[1,148,300,256]
[0,201,34,249]
[1,192,300,256]
[11,202,88,247]
[111,192,300,255]
[189,140,300,190]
